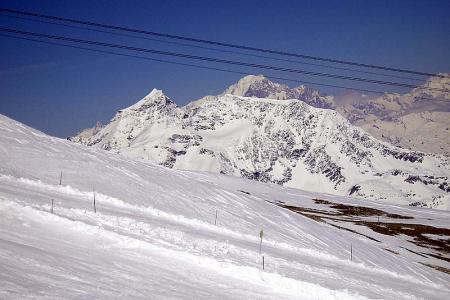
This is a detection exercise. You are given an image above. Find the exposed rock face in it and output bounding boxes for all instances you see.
[71,86,450,210]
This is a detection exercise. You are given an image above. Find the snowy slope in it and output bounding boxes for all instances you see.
[71,87,450,210]
[2,114,450,299]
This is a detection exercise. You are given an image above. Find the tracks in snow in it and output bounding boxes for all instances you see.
[0,174,446,299]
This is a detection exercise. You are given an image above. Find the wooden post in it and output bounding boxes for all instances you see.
[214,210,218,226]
[59,171,62,185]
[259,229,264,254]
[93,188,96,213]
[262,255,265,270]
[51,199,54,214]
[351,244,353,261]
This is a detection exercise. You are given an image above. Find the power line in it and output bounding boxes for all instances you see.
[0,13,425,83]
[0,7,446,79]
[0,32,382,94]
[1,27,448,93]
[1,32,447,104]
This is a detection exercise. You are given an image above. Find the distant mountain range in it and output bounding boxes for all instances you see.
[70,75,450,209]
[338,75,450,156]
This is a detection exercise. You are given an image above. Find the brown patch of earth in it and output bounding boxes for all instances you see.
[271,198,450,269]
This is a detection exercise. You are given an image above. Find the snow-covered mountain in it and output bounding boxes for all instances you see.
[68,120,104,144]
[222,74,450,156]
[222,74,336,109]
[1,114,449,299]
[355,111,450,156]
[337,74,450,155]
[70,85,450,210]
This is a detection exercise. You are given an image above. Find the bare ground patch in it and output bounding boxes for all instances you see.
[270,198,450,272]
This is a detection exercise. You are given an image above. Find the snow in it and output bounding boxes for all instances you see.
[124,88,169,111]
[1,114,449,299]
[358,111,450,157]
[221,75,267,96]
[339,73,450,156]
[221,75,334,108]
[218,73,450,156]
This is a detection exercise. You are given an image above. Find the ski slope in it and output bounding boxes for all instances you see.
[0,114,449,299]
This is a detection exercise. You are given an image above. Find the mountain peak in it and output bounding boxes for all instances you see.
[142,88,172,103]
[122,88,175,113]
[222,75,335,108]
[221,75,271,96]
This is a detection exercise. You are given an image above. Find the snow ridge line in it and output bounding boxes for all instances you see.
[0,198,368,300]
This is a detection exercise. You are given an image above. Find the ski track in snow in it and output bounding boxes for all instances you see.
[0,179,366,300]
[0,174,448,299]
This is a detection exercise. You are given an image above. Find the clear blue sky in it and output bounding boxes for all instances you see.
[1,0,449,137]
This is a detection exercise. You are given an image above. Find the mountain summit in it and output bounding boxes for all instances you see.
[71,80,450,209]
[120,88,176,113]
[222,75,336,109]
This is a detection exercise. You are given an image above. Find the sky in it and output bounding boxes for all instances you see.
[0,0,449,137]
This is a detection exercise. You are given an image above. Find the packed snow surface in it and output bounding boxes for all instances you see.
[1,114,449,299]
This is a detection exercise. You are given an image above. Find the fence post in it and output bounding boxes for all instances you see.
[51,199,54,214]
[59,171,62,185]
[259,229,264,254]
[262,255,265,270]
[93,188,96,213]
